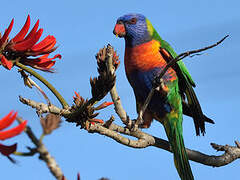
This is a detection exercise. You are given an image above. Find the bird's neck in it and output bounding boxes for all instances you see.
[125,34,152,47]
[124,40,166,74]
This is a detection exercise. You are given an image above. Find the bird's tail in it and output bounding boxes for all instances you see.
[163,113,194,180]
[185,83,214,136]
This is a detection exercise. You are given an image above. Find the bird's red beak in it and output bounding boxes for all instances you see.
[113,23,126,38]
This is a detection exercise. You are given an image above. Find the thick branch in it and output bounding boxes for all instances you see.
[88,122,240,167]
[16,117,65,180]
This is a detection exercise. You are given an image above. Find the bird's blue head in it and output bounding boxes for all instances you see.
[113,13,153,47]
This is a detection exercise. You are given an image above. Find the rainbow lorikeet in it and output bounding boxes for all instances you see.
[113,13,214,180]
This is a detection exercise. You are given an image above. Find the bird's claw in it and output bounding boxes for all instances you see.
[126,117,144,132]
[126,119,139,131]
[153,77,163,88]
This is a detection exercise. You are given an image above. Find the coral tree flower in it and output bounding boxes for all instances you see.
[0,111,27,160]
[0,15,61,72]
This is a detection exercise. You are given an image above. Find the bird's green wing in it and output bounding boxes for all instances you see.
[151,28,195,86]
[151,27,214,135]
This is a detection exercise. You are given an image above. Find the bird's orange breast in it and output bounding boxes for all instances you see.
[124,40,166,74]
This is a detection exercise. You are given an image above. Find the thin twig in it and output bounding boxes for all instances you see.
[15,62,69,109]
[19,69,51,105]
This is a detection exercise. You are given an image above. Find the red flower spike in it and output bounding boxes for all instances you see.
[40,54,61,62]
[0,120,27,141]
[0,143,17,156]
[0,19,14,47]
[24,19,39,41]
[39,61,56,69]
[12,15,30,43]
[31,35,56,52]
[112,51,120,69]
[0,55,13,70]
[0,111,17,131]
[24,54,61,71]
[29,61,56,71]
[90,119,104,124]
[27,54,56,65]
[103,102,114,107]
[0,111,28,160]
[74,91,81,99]
[37,39,57,53]
[34,54,49,61]
[13,28,43,51]
[95,101,114,110]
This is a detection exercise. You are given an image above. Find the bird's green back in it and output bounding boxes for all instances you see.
[146,18,195,87]
[146,18,214,136]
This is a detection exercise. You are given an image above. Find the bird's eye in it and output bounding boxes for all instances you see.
[129,18,137,24]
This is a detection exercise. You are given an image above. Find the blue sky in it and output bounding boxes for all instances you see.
[0,0,239,179]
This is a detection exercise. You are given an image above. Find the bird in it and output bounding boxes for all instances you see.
[113,13,214,180]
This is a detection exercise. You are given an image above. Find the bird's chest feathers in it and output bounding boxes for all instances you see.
[124,40,166,74]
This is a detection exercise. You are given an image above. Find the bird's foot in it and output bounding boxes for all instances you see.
[153,77,163,88]
[126,117,144,132]
[153,78,169,94]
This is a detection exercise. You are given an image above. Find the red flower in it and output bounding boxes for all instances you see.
[0,111,27,159]
[112,51,120,70]
[94,101,114,110]
[0,15,61,72]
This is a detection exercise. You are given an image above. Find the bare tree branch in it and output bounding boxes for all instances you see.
[19,96,70,116]
[19,96,240,167]
[89,122,240,167]
[16,117,65,180]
